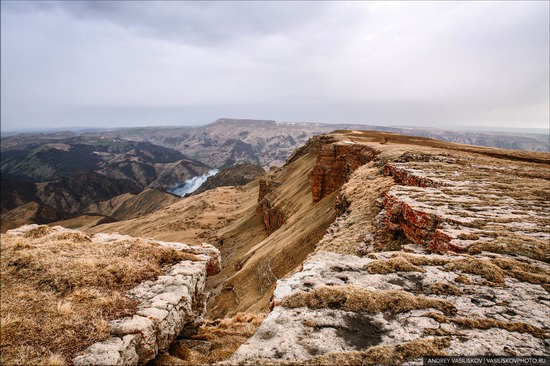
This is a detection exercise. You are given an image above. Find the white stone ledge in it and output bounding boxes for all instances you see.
[73,239,220,366]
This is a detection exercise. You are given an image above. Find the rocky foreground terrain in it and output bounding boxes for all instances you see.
[0,224,221,365]
[1,129,549,365]
[219,131,549,364]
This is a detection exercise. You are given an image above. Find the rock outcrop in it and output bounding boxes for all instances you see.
[256,197,286,236]
[256,179,285,235]
[229,131,550,365]
[311,139,379,202]
[373,156,550,260]
[231,251,549,364]
[71,233,221,366]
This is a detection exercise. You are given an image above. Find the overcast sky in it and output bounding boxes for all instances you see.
[1,1,549,131]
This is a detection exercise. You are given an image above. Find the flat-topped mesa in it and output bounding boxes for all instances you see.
[215,118,277,127]
[311,140,379,203]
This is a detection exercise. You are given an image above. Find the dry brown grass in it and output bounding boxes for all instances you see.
[422,312,548,339]
[315,165,395,255]
[231,337,451,366]
[154,313,265,365]
[365,256,426,274]
[209,150,341,318]
[428,283,462,296]
[453,317,548,339]
[490,257,550,286]
[281,285,456,315]
[395,253,450,267]
[444,256,550,288]
[23,224,52,238]
[454,274,472,285]
[468,239,550,263]
[444,258,505,285]
[310,337,450,366]
[0,226,194,366]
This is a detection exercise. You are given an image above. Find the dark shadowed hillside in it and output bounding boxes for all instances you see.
[0,136,210,230]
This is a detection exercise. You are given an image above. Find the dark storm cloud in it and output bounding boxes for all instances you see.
[1,1,548,131]
[7,1,322,46]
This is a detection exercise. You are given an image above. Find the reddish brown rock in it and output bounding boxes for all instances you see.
[256,178,286,235]
[428,229,454,254]
[311,143,378,202]
[257,179,282,202]
[256,197,286,235]
[384,164,443,188]
[379,193,440,247]
[335,193,351,216]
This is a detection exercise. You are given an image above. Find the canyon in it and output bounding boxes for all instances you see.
[1,126,549,365]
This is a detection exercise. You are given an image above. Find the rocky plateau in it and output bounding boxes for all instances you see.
[229,131,549,364]
[1,127,549,365]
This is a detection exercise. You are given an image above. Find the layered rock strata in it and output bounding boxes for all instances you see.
[231,251,549,364]
[311,141,379,202]
[256,179,285,235]
[231,134,549,364]
[73,235,221,365]
[374,158,550,259]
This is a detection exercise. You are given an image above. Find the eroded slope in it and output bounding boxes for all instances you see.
[229,130,550,364]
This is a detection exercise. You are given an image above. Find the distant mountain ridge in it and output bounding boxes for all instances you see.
[88,118,550,155]
[3,119,548,168]
[1,118,548,231]
[92,118,372,168]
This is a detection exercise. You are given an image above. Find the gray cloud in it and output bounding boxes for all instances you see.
[1,1,548,131]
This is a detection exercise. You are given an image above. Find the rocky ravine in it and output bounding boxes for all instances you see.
[229,131,550,364]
